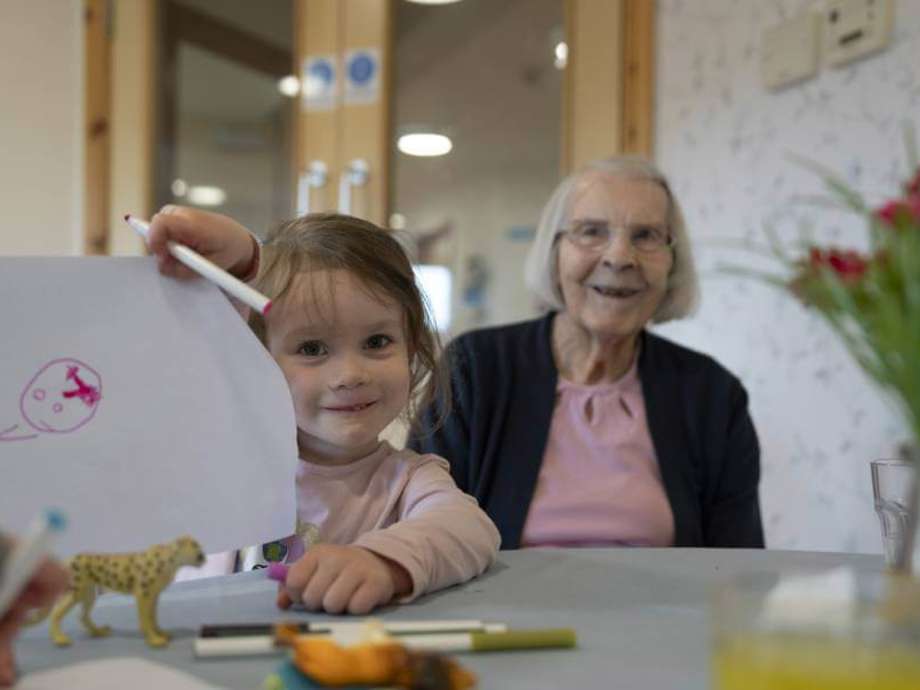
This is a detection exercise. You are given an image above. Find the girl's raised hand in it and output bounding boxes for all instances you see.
[145,205,258,281]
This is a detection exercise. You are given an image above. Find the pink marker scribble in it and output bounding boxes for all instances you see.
[1,358,103,442]
[62,366,102,406]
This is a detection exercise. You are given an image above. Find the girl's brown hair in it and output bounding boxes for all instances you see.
[249,213,449,431]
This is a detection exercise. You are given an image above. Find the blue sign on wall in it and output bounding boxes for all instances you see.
[302,55,337,111]
[344,49,380,105]
[348,52,376,85]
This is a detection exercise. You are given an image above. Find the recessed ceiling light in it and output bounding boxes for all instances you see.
[397,133,453,157]
[405,0,463,5]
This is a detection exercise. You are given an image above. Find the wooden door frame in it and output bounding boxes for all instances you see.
[83,0,112,255]
[295,0,391,226]
[562,0,655,174]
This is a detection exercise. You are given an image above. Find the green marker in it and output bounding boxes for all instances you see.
[406,628,576,653]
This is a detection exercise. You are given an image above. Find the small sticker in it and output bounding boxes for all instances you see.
[302,55,337,111]
[262,540,288,563]
[344,49,380,105]
[506,225,536,243]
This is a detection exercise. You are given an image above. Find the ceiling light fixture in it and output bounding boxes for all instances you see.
[397,133,453,157]
[187,186,227,207]
[171,178,188,197]
[554,41,568,70]
[277,75,300,97]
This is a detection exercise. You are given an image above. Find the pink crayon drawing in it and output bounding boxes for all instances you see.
[1,358,103,442]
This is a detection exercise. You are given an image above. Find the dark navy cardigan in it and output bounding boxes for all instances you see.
[409,313,764,549]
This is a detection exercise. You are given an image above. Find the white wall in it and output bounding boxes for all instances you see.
[0,0,82,255]
[655,0,920,552]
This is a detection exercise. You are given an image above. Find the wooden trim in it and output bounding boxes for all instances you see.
[562,0,625,173]
[83,0,112,255]
[108,0,156,255]
[340,0,391,225]
[561,0,575,176]
[166,2,292,78]
[297,0,341,214]
[622,0,655,157]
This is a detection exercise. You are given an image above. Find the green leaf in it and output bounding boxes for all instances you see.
[787,154,868,214]
[904,120,919,172]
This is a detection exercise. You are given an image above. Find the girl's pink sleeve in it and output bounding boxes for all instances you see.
[353,456,500,601]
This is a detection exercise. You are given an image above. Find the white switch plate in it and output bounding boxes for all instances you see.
[762,11,820,90]
[823,0,894,67]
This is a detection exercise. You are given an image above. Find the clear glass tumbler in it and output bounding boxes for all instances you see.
[871,459,916,569]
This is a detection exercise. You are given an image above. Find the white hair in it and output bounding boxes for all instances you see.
[523,156,699,323]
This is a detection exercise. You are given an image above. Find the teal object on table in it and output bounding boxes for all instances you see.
[262,659,368,690]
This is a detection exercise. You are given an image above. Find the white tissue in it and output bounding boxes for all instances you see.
[759,567,857,632]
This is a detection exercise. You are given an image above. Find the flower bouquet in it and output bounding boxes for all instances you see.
[714,133,920,690]
[748,133,920,573]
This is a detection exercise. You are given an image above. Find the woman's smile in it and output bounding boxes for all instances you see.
[587,283,644,299]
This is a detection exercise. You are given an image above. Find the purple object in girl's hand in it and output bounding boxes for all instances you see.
[267,562,289,582]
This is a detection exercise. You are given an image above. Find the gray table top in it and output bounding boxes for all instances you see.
[17,548,881,689]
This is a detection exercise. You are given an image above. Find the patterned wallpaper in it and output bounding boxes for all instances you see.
[653,0,920,552]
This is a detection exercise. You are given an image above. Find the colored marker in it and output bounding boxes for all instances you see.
[266,562,288,582]
[193,627,574,658]
[124,215,272,316]
[0,510,66,618]
[401,628,576,652]
[200,620,507,638]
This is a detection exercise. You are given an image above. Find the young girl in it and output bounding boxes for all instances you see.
[147,207,500,615]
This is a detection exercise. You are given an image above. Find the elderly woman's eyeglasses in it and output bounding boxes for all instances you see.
[559,220,674,254]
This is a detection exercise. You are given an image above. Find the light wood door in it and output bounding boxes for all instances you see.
[295,0,391,225]
[83,0,112,255]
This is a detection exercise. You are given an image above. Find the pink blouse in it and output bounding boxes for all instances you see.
[520,359,675,547]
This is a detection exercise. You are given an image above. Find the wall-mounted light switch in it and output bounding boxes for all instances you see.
[824,0,894,67]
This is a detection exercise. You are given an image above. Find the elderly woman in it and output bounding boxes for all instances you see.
[409,156,763,549]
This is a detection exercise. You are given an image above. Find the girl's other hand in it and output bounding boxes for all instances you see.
[145,205,258,281]
[276,545,412,616]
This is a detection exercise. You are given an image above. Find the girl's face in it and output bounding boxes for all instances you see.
[265,269,411,465]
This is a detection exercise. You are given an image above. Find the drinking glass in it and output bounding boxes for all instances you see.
[871,459,916,569]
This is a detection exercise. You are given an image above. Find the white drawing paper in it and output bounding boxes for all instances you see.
[14,657,229,690]
[0,258,297,556]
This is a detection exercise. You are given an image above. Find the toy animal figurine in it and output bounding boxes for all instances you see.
[28,535,205,648]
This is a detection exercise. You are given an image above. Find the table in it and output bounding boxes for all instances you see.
[17,548,880,689]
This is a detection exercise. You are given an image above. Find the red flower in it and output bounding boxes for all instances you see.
[876,197,920,227]
[808,247,869,283]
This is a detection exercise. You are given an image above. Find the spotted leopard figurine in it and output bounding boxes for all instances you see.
[29,535,205,647]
